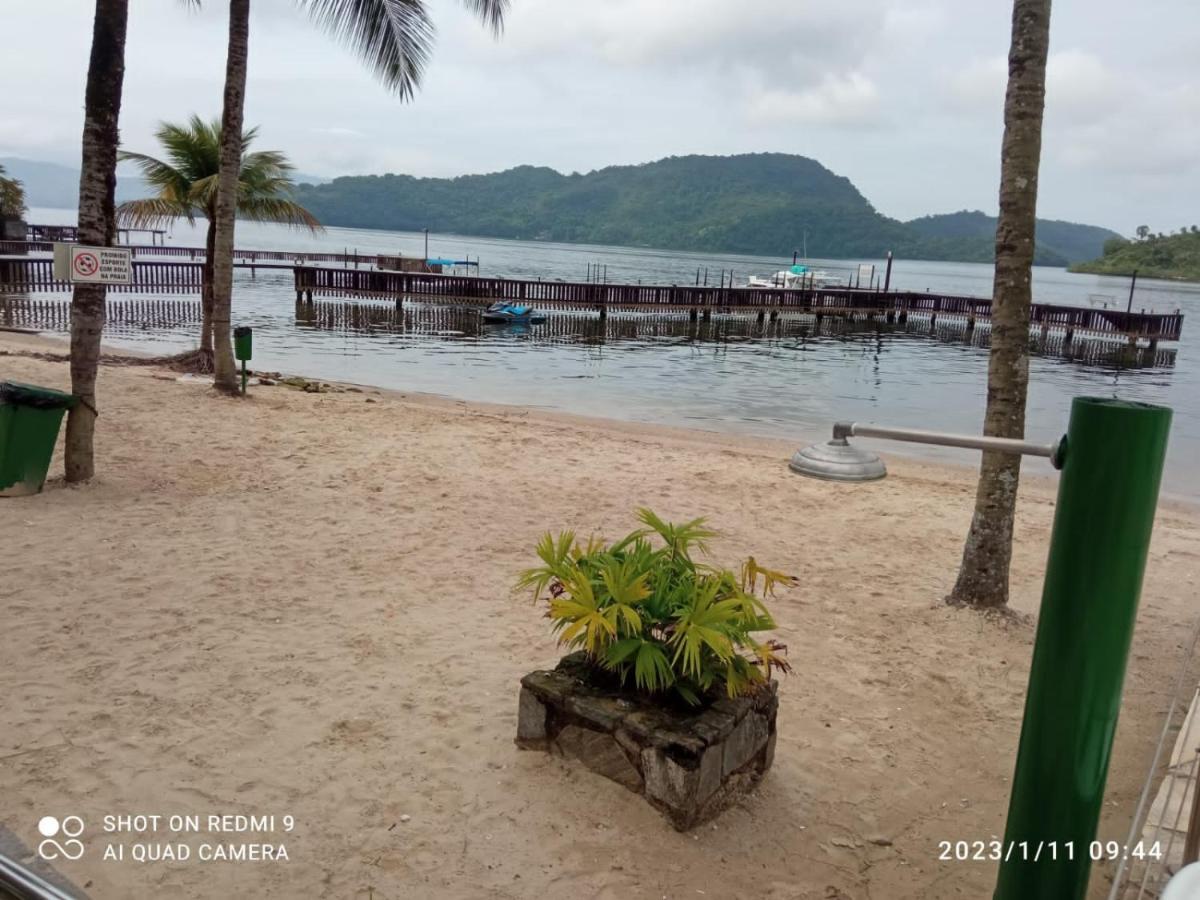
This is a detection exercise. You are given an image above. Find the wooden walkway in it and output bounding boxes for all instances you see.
[0,239,378,267]
[0,255,1185,345]
[292,266,1186,345]
[0,257,205,294]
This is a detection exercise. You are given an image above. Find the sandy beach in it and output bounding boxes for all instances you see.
[2,330,1198,899]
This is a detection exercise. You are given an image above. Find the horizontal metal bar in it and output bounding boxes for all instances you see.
[0,851,80,900]
[833,421,1062,465]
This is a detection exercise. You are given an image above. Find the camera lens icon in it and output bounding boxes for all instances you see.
[37,815,85,861]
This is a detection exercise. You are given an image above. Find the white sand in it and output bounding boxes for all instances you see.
[1,332,1198,899]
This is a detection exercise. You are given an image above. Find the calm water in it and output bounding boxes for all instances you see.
[13,208,1200,499]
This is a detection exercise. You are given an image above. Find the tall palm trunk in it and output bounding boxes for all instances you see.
[211,0,250,394]
[948,0,1052,608]
[65,0,129,482]
[202,217,216,358]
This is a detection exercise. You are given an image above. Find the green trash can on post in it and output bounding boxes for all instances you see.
[0,381,78,497]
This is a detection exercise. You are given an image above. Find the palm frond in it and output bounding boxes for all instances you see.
[296,0,435,100]
[296,0,508,99]
[116,197,194,229]
[458,0,507,36]
[238,197,324,232]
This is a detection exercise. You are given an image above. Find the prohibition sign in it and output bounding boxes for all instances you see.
[73,251,100,278]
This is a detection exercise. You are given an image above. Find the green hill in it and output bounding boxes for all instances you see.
[1069,229,1200,282]
[904,210,1120,266]
[294,153,1115,265]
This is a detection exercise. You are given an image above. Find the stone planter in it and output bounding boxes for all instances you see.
[515,652,777,830]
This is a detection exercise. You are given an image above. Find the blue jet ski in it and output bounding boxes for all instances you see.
[481,301,546,325]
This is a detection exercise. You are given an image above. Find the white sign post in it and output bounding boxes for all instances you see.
[52,243,133,285]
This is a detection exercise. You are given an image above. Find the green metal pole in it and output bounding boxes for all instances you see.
[995,397,1172,899]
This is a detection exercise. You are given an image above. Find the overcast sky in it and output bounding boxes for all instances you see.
[2,0,1196,234]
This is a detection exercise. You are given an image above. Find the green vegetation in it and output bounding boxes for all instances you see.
[905,209,1119,267]
[293,153,1117,265]
[0,163,26,218]
[517,509,794,706]
[1069,227,1200,282]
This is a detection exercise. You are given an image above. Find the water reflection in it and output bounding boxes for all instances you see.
[291,298,1176,371]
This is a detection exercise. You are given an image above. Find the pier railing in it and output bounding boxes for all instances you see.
[0,255,1184,344]
[0,239,379,267]
[292,267,1185,343]
[0,257,204,293]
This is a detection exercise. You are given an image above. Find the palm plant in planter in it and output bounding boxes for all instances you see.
[518,509,793,704]
[515,509,795,830]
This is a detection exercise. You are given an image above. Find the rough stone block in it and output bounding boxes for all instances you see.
[555,725,642,791]
[723,712,769,777]
[516,687,547,747]
[516,653,778,830]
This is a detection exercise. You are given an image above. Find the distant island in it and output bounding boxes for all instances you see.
[5,152,1118,266]
[1070,227,1200,282]
[288,154,1119,266]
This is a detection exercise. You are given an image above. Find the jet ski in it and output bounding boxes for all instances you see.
[481,301,546,325]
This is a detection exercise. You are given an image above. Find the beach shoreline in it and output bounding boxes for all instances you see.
[6,328,1197,512]
[2,331,1198,899]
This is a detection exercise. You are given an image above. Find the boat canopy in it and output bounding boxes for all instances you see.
[426,258,478,267]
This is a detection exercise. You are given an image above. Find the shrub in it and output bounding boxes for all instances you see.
[517,509,794,706]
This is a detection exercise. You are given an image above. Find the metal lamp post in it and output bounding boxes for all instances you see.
[790,398,1172,900]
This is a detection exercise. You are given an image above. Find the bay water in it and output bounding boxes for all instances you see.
[13,208,1200,498]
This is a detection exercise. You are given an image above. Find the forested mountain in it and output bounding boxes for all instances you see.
[292,154,1117,265]
[905,210,1121,267]
[1070,228,1200,281]
[8,151,1117,266]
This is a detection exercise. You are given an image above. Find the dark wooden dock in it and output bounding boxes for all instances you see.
[0,255,1185,345]
[0,257,206,293]
[1,239,379,267]
[291,266,1185,346]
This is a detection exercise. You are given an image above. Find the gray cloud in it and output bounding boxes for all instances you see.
[0,0,1196,234]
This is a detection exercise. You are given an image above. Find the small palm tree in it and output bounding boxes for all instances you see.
[208,0,509,393]
[118,115,320,364]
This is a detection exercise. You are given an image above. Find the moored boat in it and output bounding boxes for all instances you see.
[747,264,843,290]
[481,301,547,324]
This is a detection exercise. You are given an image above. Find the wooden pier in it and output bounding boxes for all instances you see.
[291,266,1185,346]
[0,255,1185,346]
[24,223,167,245]
[1,293,1175,370]
[0,257,205,293]
[0,239,380,267]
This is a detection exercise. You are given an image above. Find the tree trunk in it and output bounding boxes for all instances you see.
[65,0,129,482]
[201,217,216,359]
[211,0,249,395]
[948,0,1052,608]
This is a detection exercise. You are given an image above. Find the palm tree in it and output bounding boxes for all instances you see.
[117,116,320,367]
[208,0,509,394]
[65,0,130,482]
[947,0,1052,609]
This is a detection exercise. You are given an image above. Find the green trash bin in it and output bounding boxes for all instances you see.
[0,381,78,497]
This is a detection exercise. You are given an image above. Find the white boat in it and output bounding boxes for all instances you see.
[746,264,843,290]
